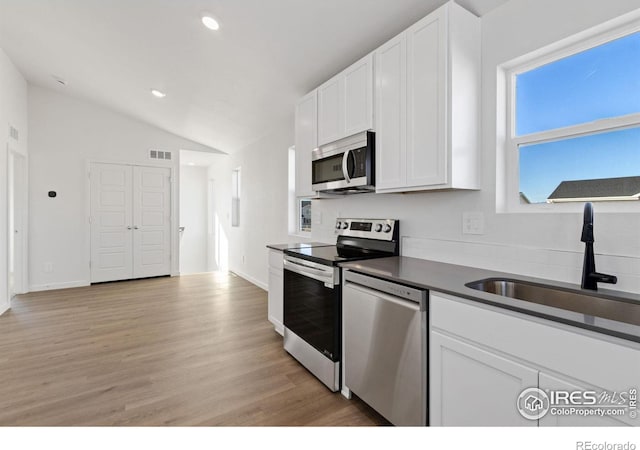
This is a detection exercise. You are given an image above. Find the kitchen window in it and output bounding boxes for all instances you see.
[501,13,640,211]
[288,147,312,235]
[299,199,312,233]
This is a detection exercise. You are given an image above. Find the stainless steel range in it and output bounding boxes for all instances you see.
[282,218,399,391]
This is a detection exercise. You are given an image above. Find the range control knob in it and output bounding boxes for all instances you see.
[375,223,383,232]
[336,221,342,229]
[342,222,349,230]
[384,224,392,233]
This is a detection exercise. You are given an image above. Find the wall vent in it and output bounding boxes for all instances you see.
[9,125,19,141]
[149,149,172,161]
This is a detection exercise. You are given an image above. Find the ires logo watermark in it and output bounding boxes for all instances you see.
[516,387,637,421]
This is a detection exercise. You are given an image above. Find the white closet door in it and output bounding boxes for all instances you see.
[132,166,171,279]
[90,163,133,283]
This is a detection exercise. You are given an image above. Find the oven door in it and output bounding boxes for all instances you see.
[283,256,340,362]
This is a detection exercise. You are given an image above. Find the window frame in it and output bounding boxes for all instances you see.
[298,198,312,234]
[287,146,313,237]
[499,11,640,213]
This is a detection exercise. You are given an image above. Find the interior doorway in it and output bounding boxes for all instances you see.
[179,150,227,274]
[7,146,28,306]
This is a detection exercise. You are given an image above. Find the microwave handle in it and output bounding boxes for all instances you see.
[342,149,352,184]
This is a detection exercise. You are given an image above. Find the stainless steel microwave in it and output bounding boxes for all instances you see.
[311,131,375,194]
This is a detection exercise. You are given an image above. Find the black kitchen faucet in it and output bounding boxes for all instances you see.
[580,202,617,290]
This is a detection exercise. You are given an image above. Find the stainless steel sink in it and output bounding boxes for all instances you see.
[465,278,640,326]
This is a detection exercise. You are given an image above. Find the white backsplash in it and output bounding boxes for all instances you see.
[402,236,640,294]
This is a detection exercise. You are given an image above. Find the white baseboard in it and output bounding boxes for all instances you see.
[29,280,91,292]
[269,316,284,336]
[231,270,268,291]
[0,302,9,316]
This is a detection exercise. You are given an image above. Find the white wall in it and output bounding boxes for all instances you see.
[220,0,640,293]
[207,119,294,289]
[28,86,216,291]
[0,47,28,314]
[179,165,208,274]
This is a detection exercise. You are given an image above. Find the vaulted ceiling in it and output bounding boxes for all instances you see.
[0,0,508,154]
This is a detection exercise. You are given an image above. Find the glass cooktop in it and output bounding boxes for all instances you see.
[284,245,392,266]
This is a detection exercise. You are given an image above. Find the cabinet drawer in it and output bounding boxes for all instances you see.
[430,292,640,393]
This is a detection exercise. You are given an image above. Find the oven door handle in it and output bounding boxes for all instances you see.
[284,259,335,287]
[342,149,352,184]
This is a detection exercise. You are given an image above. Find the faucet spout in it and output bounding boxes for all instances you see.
[580,202,617,291]
[581,202,594,243]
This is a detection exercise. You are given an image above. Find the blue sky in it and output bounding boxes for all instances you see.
[516,31,640,203]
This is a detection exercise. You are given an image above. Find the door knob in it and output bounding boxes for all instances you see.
[133,225,139,230]
[127,226,132,230]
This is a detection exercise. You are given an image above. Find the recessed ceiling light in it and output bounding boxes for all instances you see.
[151,89,166,98]
[188,162,195,166]
[201,15,220,31]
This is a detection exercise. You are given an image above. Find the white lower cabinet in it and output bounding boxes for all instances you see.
[430,292,640,427]
[267,250,284,335]
[538,372,632,427]
[430,331,538,426]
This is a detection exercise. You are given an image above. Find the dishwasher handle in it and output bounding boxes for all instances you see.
[346,282,421,312]
[344,270,427,311]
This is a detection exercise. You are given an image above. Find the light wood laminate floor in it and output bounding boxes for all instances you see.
[0,272,386,426]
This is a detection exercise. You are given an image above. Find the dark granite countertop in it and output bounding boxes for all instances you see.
[266,242,333,251]
[340,256,640,343]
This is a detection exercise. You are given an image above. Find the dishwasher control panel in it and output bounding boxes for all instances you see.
[344,270,427,308]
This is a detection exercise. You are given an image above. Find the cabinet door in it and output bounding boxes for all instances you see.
[268,267,284,335]
[343,54,373,137]
[267,250,284,335]
[317,77,342,146]
[430,331,538,426]
[295,90,317,198]
[374,33,406,191]
[539,372,633,427]
[406,8,447,188]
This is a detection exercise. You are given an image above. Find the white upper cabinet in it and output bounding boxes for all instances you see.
[375,2,480,193]
[294,90,318,198]
[375,34,406,190]
[318,54,373,146]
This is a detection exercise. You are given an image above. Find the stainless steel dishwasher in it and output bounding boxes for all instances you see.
[342,270,427,426]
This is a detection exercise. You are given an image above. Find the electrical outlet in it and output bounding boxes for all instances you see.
[242,255,246,264]
[462,212,485,235]
[44,262,53,273]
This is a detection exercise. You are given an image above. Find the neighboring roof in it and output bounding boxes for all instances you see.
[547,176,640,203]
